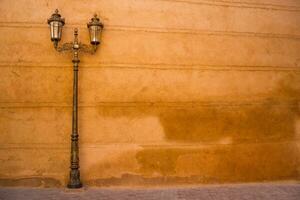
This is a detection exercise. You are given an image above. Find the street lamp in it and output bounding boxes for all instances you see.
[47,9,104,189]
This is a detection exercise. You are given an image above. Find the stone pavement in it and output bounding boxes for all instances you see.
[0,183,299,200]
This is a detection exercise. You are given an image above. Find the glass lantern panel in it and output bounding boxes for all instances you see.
[50,21,62,41]
[89,25,101,45]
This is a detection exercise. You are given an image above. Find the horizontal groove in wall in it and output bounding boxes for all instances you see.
[0,101,298,108]
[0,140,299,150]
[0,23,300,40]
[0,144,68,150]
[0,62,299,72]
[155,0,300,12]
[202,0,300,8]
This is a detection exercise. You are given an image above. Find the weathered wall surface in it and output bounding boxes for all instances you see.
[0,0,300,187]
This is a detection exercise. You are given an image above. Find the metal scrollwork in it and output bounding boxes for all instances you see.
[79,43,97,54]
[54,42,74,52]
[54,42,97,54]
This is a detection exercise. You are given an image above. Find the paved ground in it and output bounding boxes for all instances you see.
[0,183,299,200]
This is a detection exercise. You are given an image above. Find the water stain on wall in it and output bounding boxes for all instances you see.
[82,72,300,185]
[159,104,297,143]
[84,142,299,186]
[159,72,300,143]
[2,71,300,186]
[136,142,299,182]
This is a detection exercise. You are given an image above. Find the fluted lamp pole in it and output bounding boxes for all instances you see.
[47,9,103,188]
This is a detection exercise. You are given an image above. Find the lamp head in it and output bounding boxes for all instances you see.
[47,9,65,45]
[87,14,103,45]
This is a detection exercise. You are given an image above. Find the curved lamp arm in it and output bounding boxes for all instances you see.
[79,43,97,54]
[54,42,74,53]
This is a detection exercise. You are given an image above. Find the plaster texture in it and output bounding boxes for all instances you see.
[0,0,299,187]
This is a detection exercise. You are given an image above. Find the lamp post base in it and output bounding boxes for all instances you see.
[67,183,82,189]
[67,169,82,189]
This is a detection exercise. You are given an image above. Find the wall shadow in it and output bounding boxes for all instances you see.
[84,72,300,185]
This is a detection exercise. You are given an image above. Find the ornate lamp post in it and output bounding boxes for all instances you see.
[47,9,103,188]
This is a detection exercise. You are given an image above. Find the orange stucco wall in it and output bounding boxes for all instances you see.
[0,0,300,187]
